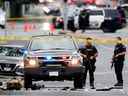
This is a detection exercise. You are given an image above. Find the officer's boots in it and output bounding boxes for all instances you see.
[90,83,95,89]
[114,82,123,89]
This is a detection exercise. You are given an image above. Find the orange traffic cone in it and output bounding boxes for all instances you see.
[9,21,16,30]
[50,24,55,33]
[32,24,36,30]
[24,23,32,32]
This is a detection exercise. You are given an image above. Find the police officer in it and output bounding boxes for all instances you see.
[79,37,98,89]
[111,37,126,87]
[67,16,76,32]
[78,10,89,33]
[117,6,126,24]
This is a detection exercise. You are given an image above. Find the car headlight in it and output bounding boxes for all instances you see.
[69,55,81,67]
[29,59,37,66]
[71,58,79,65]
[24,57,39,68]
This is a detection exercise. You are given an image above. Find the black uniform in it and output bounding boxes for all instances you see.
[79,45,98,86]
[113,43,126,84]
[67,17,76,32]
[117,6,126,24]
[78,11,89,32]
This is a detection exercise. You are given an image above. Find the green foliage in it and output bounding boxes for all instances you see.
[0,0,4,7]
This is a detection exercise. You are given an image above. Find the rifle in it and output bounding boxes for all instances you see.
[111,52,125,69]
[111,60,114,69]
[80,53,96,72]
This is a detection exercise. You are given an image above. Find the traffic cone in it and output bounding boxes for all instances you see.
[32,24,36,30]
[24,23,28,32]
[9,21,16,30]
[24,23,32,32]
[50,24,55,33]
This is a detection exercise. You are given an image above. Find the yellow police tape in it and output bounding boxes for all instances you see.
[0,36,31,44]
[0,35,128,45]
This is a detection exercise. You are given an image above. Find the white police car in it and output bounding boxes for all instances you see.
[89,8,104,29]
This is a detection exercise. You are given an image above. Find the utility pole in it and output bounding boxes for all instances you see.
[63,0,68,31]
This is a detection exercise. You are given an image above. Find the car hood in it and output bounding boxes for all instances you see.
[28,50,78,57]
[0,56,23,64]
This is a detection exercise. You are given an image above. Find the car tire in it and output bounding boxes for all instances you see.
[0,25,5,29]
[74,74,84,89]
[24,73,32,90]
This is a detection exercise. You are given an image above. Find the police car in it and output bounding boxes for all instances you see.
[24,35,85,89]
[89,8,104,29]
[89,8,126,32]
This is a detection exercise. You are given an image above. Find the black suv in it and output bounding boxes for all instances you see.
[24,35,85,89]
[101,9,126,33]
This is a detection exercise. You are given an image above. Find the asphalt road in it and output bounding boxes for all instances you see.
[0,22,128,36]
[0,22,128,96]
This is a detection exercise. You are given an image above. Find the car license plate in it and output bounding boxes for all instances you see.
[49,72,58,76]
[4,67,11,71]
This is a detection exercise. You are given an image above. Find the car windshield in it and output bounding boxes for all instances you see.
[0,46,23,57]
[30,36,76,51]
[122,6,128,18]
[90,10,103,15]
[105,9,119,18]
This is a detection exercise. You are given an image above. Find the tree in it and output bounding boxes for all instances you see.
[9,0,39,18]
[0,0,4,7]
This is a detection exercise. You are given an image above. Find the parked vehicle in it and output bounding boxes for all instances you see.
[0,40,28,76]
[101,8,126,32]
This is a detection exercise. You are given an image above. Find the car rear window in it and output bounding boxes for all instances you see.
[90,10,103,15]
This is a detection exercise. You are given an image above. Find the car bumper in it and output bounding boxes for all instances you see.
[25,66,85,80]
[0,67,24,76]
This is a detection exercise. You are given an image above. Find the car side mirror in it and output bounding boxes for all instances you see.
[19,48,28,54]
[0,82,3,86]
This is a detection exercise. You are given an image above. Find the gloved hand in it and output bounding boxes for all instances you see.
[111,64,114,69]
[92,66,96,72]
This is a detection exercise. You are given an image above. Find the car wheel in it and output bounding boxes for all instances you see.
[0,25,5,29]
[74,74,84,89]
[24,73,32,90]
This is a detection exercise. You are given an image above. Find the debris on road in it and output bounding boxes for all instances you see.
[0,77,23,90]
